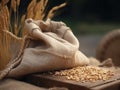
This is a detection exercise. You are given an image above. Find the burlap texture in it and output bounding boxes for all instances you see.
[0,19,89,79]
[0,79,46,90]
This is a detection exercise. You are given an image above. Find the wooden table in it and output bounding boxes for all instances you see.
[25,72,120,90]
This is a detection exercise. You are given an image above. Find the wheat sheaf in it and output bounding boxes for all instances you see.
[0,0,66,70]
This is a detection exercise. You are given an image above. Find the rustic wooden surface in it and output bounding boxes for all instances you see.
[25,71,120,90]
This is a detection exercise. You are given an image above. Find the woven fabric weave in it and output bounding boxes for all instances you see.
[0,19,89,79]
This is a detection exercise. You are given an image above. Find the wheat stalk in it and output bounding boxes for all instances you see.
[17,0,21,6]
[47,3,67,19]
[1,0,9,6]
[11,0,17,13]
[0,5,9,30]
[34,0,44,20]
[27,0,36,19]
[0,0,67,70]
[3,6,10,30]
[19,14,26,36]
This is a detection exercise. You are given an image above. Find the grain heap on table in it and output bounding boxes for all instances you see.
[52,66,114,82]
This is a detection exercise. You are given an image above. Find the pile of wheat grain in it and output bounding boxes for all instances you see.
[53,66,114,82]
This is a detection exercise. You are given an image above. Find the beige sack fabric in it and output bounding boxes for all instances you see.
[0,79,46,90]
[0,19,89,79]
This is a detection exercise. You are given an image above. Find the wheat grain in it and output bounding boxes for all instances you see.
[53,66,114,82]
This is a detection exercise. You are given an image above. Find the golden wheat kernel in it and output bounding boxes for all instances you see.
[55,71,60,75]
[81,80,86,83]
[98,76,102,80]
[53,66,114,82]
[81,78,85,81]
[103,77,107,81]
[66,76,70,80]
[75,79,79,82]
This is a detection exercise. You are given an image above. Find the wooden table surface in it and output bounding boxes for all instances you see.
[25,71,120,90]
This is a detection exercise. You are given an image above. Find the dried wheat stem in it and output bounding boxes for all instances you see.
[17,0,20,7]
[16,0,21,35]
[27,0,36,19]
[3,6,10,30]
[44,0,48,9]
[16,2,19,35]
[1,0,9,6]
[18,14,26,37]
[11,0,17,13]
[11,0,18,35]
[9,2,12,32]
[27,0,36,12]
[34,0,44,20]
[47,3,67,19]
[41,0,48,19]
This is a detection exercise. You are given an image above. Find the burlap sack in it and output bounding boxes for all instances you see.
[0,79,45,90]
[0,19,89,79]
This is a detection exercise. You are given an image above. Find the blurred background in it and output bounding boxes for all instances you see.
[49,0,120,35]
[15,0,120,56]
[51,0,120,57]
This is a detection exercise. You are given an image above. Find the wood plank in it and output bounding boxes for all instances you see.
[25,72,120,90]
[92,80,120,90]
[25,74,90,90]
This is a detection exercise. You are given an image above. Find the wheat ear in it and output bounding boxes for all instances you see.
[47,3,67,19]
